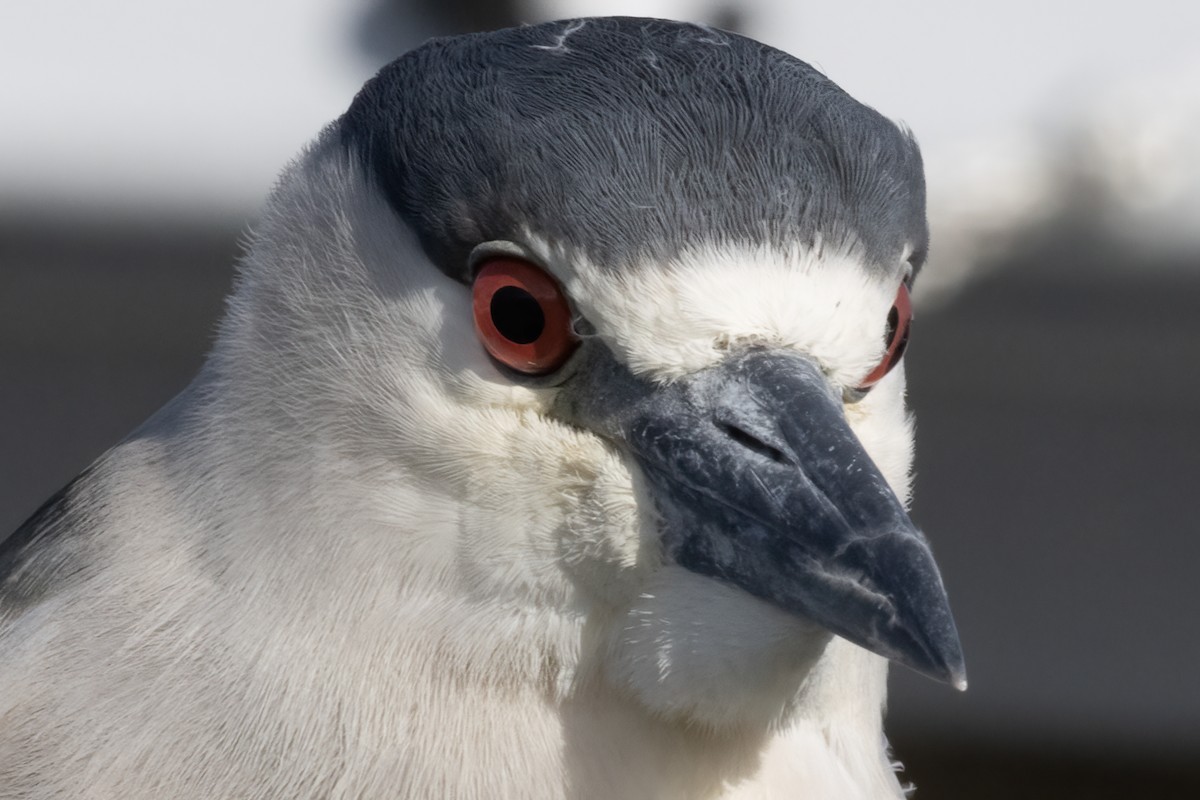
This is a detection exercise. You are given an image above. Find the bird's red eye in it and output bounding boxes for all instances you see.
[472,258,578,375]
[856,283,912,391]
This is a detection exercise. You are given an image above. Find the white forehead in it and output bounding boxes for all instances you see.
[531,239,904,388]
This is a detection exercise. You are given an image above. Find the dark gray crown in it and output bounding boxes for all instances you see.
[340,17,927,279]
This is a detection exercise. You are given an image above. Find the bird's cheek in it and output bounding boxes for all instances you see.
[557,441,656,610]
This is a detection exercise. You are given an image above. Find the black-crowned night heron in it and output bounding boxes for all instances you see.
[0,17,964,799]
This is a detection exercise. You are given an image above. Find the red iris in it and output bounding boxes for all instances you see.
[857,283,912,391]
[472,258,579,375]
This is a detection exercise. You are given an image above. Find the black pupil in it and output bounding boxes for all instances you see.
[490,286,545,344]
[885,306,899,346]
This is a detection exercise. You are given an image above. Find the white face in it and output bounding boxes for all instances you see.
[226,147,924,727]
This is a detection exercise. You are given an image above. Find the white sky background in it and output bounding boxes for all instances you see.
[0,0,382,214]
[1,0,1198,222]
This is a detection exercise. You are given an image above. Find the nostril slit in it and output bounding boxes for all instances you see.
[720,423,792,465]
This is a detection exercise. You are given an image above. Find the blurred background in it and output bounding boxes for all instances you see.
[2,1,1198,796]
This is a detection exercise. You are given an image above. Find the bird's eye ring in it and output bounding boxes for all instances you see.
[856,283,912,391]
[472,258,579,375]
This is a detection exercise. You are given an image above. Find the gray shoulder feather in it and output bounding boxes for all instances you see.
[0,466,98,612]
